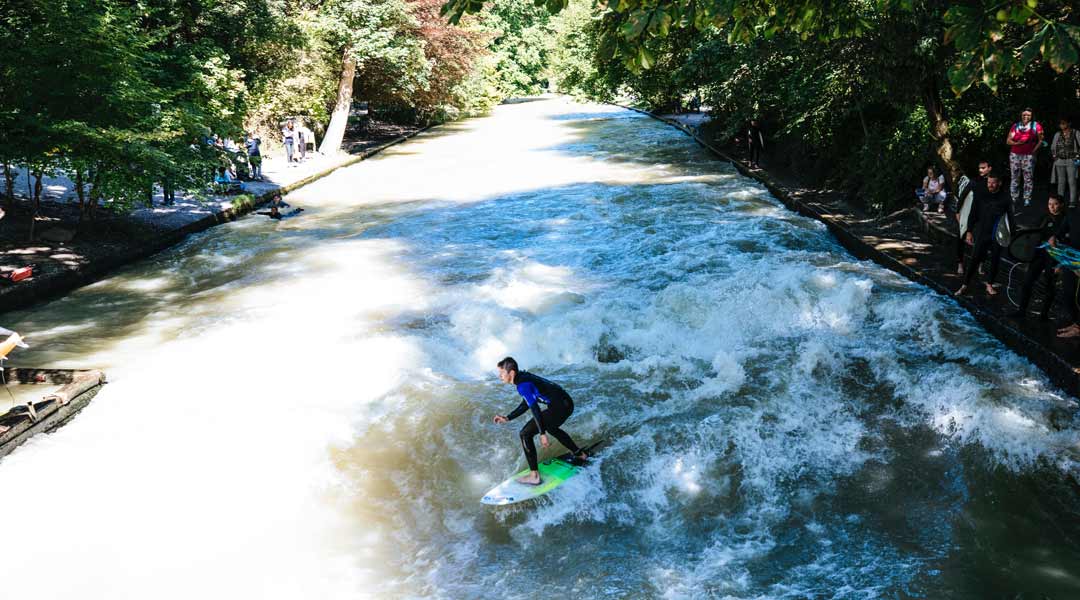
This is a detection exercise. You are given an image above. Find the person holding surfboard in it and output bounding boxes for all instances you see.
[493,357,587,486]
[956,172,1010,297]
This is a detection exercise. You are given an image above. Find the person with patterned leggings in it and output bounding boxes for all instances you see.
[1006,108,1044,209]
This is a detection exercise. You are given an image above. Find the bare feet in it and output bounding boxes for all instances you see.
[576,451,589,462]
[954,285,967,296]
[985,283,997,296]
[516,471,542,486]
[956,263,964,275]
[1057,324,1080,338]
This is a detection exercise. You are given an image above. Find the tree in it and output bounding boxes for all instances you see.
[316,0,420,154]
[444,0,1079,96]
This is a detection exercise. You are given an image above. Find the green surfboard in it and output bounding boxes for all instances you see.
[480,441,603,506]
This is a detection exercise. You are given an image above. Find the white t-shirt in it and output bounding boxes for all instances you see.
[924,175,944,194]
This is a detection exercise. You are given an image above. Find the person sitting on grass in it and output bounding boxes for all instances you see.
[1007,192,1068,320]
[916,165,947,212]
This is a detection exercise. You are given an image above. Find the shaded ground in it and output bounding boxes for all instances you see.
[0,119,422,313]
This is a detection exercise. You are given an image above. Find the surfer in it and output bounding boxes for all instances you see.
[955,172,1010,297]
[492,357,587,486]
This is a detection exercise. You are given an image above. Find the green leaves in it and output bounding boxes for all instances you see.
[944,1,1080,95]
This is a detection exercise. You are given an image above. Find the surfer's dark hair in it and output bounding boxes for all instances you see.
[497,357,518,373]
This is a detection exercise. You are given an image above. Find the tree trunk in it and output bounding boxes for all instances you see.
[2,161,14,212]
[75,170,86,228]
[319,47,357,156]
[923,80,963,193]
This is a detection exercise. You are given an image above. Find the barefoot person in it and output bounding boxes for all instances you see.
[956,173,1010,297]
[493,357,587,485]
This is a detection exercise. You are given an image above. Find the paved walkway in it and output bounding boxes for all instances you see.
[0,126,423,313]
[8,149,358,231]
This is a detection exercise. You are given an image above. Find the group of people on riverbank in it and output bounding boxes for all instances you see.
[919,110,1080,212]
[950,109,1080,338]
[205,118,319,195]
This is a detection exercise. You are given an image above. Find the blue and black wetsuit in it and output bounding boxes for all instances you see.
[504,371,582,471]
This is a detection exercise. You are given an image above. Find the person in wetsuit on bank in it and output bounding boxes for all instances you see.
[956,172,1011,297]
[492,357,587,485]
[1007,192,1068,320]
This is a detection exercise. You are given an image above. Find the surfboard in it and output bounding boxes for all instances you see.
[957,176,973,238]
[1008,229,1042,263]
[995,212,1012,248]
[481,441,603,506]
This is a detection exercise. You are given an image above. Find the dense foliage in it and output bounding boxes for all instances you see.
[542,0,1080,213]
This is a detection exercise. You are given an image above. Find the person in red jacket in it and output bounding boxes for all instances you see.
[1006,108,1045,209]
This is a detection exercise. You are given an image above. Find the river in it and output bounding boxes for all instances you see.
[0,98,1078,599]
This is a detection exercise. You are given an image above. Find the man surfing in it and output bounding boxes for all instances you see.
[493,357,587,485]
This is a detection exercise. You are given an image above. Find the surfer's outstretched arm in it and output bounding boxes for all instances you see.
[504,400,528,422]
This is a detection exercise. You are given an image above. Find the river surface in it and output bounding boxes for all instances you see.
[1,98,1079,599]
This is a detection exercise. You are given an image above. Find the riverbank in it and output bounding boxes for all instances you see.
[0,123,425,315]
[640,107,1080,407]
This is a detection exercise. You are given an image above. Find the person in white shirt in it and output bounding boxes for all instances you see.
[916,165,947,213]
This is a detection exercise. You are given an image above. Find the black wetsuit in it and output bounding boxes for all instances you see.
[504,371,582,471]
[257,207,304,220]
[1055,215,1080,323]
[1014,212,1068,316]
[962,182,1010,288]
[747,124,765,166]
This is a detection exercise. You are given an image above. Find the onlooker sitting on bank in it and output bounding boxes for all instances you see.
[916,165,947,212]
[1008,192,1067,320]
[1051,116,1080,208]
[214,167,244,194]
[245,132,263,180]
[1006,107,1044,209]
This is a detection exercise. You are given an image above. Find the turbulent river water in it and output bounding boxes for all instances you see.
[1,98,1080,599]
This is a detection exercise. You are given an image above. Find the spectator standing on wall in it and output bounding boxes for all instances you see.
[917,165,947,213]
[1006,108,1044,209]
[1050,116,1080,208]
[954,160,994,275]
[747,119,765,169]
[282,119,297,166]
[956,172,1010,297]
[245,133,262,180]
